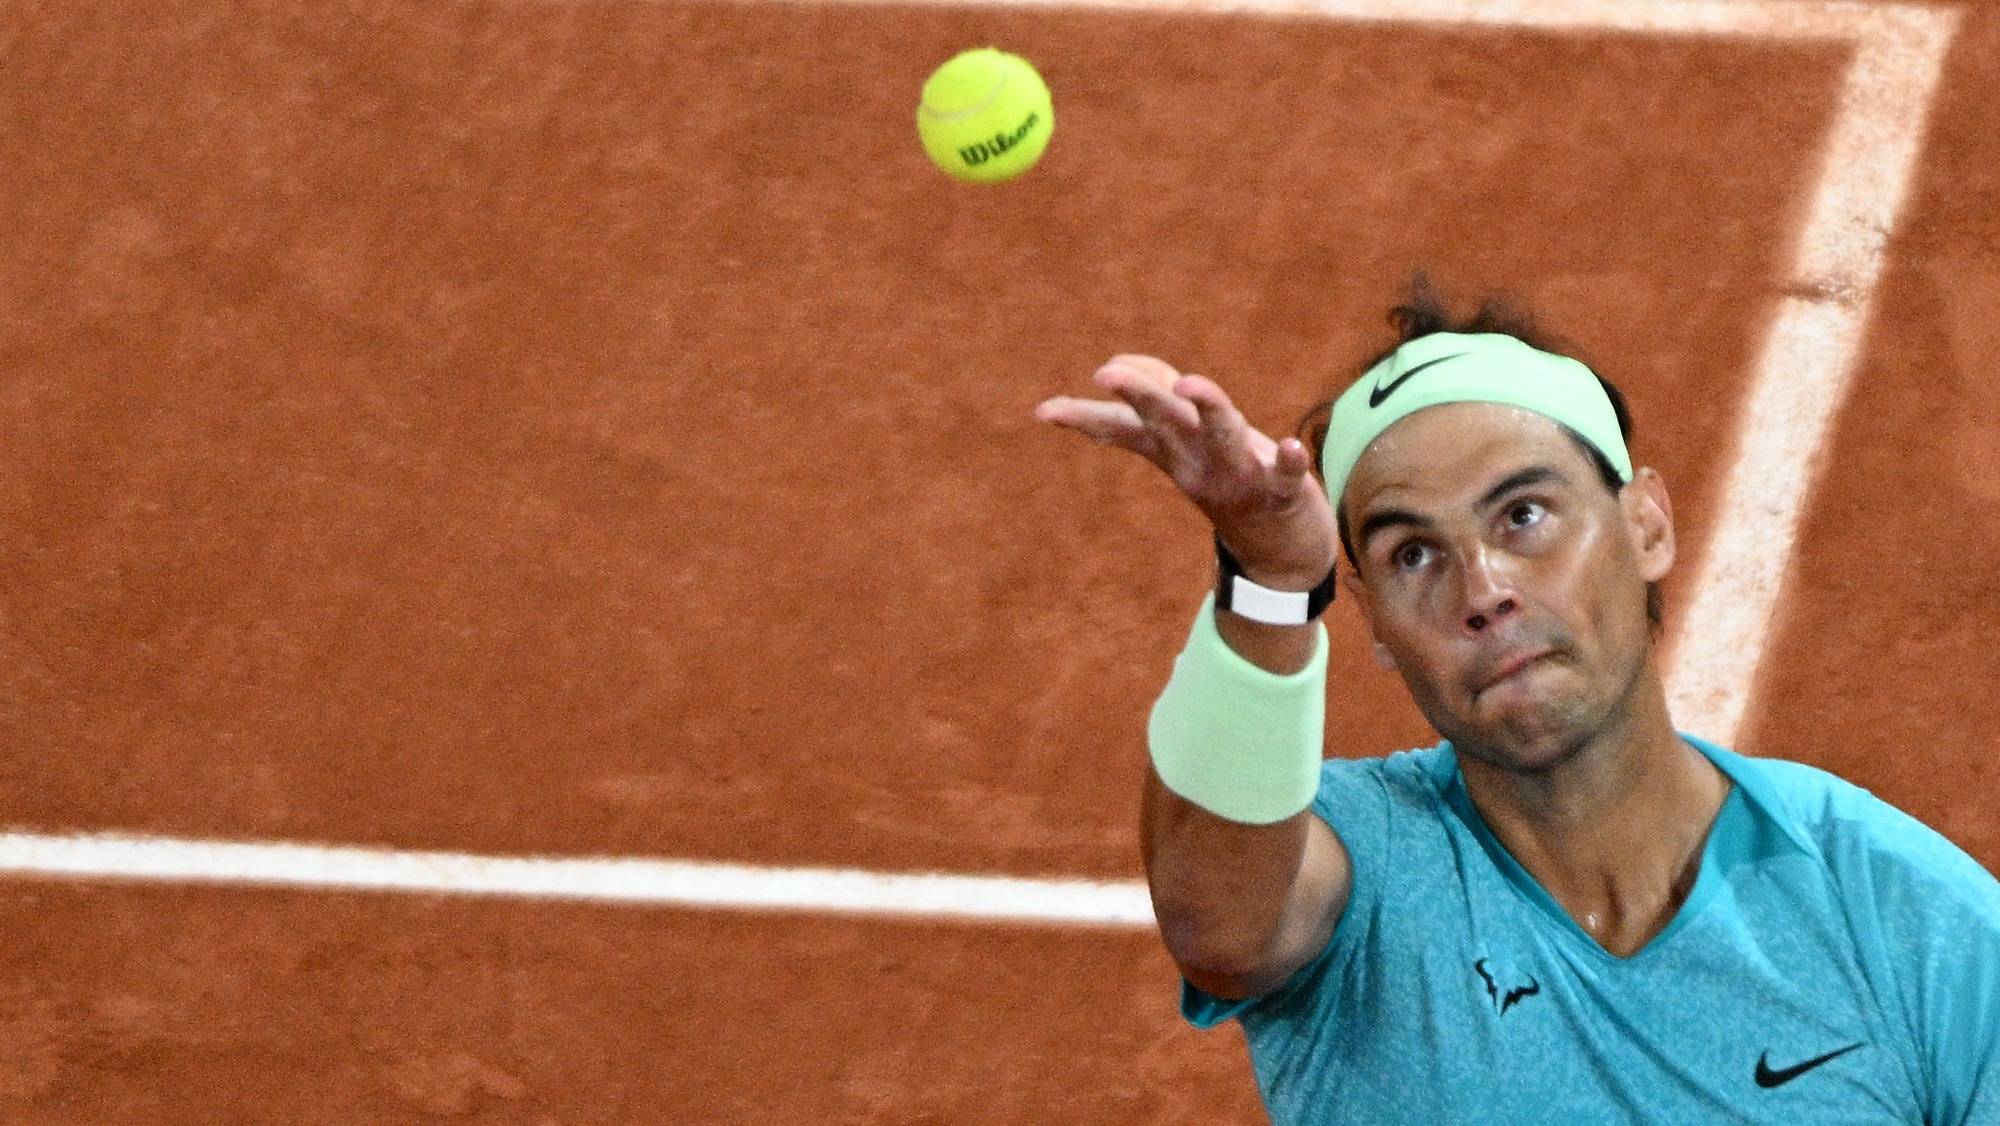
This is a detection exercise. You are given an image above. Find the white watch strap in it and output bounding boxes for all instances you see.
[1226,574,1312,625]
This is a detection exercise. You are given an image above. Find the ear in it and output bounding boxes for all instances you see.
[1338,564,1370,608]
[1621,466,1675,583]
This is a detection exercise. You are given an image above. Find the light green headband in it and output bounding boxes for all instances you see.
[1319,332,1633,512]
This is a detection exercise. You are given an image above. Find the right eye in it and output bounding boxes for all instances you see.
[1393,542,1432,572]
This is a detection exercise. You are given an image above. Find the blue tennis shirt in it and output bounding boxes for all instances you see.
[1183,735,2000,1123]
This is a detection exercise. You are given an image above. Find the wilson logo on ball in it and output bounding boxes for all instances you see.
[957,112,1042,168]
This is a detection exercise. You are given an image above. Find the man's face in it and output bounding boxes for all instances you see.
[1340,402,1673,770]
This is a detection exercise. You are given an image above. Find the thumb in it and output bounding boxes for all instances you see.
[1267,437,1318,500]
[1275,437,1313,481]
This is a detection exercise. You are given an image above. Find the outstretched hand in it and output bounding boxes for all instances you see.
[1035,354,1339,591]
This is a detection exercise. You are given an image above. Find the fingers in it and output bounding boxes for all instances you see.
[1100,353,1184,386]
[1039,357,1294,497]
[1033,396,1157,456]
[1180,374,1320,501]
[1174,374,1250,459]
[1092,356,1203,464]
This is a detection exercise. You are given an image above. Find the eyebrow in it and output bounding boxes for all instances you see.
[1355,465,1574,552]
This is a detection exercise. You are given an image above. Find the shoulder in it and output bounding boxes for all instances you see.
[1739,753,1893,837]
[1307,744,1453,850]
[1726,750,2000,921]
[1313,744,1451,808]
[1729,751,2000,1116]
[1316,742,1452,785]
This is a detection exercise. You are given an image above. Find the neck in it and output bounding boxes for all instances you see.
[1456,659,1731,954]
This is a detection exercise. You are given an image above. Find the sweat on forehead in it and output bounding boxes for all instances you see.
[1318,332,1632,515]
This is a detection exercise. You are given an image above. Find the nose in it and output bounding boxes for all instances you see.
[1459,546,1519,636]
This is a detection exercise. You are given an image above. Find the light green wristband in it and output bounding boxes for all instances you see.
[1146,591,1327,824]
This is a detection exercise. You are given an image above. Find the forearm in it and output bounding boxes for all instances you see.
[1032,350,1346,987]
[1142,763,1314,975]
[1142,599,1334,982]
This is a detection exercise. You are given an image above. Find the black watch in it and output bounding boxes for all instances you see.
[1213,534,1336,625]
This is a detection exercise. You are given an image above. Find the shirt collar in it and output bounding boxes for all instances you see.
[1677,733,1817,856]
[1420,731,1816,857]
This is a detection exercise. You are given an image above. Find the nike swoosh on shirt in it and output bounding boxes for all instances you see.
[1754,1042,1865,1088]
[1367,352,1470,408]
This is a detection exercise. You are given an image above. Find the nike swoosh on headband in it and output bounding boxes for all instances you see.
[1368,351,1471,408]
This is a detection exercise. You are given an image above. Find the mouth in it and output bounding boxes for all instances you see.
[1473,648,1556,696]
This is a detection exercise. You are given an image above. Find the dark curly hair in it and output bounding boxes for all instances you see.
[1295,275,1659,629]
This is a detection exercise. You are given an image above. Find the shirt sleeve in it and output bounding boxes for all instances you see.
[1180,752,1397,1029]
[1860,800,2000,1125]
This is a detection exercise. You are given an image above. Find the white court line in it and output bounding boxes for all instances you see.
[0,0,1960,924]
[1662,8,1959,740]
[0,831,1158,926]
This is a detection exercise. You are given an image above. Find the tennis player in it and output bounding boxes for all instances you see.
[1034,290,2000,1122]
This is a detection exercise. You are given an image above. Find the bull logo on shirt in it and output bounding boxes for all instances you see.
[1473,957,1541,1016]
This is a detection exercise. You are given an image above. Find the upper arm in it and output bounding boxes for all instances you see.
[1839,794,2000,1124]
[1174,755,1399,1026]
[1187,815,1353,1000]
[1906,855,2000,1124]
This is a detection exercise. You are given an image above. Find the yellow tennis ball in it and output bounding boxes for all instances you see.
[916,47,1054,184]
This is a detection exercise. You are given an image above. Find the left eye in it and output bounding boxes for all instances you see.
[1507,502,1546,528]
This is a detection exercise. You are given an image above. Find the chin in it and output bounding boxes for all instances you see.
[1488,727,1593,774]
[1451,697,1598,774]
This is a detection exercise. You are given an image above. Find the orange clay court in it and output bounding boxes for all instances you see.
[1,0,1997,1119]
